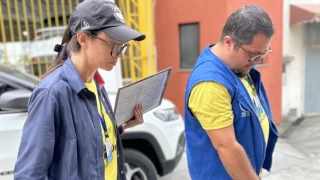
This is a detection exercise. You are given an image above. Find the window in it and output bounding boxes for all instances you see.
[0,81,16,113]
[179,23,200,70]
[0,80,30,114]
[0,66,38,85]
[0,81,14,97]
[0,66,36,113]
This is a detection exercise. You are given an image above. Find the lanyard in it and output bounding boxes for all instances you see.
[244,76,257,96]
[96,81,109,139]
[244,75,264,116]
[244,76,255,89]
[98,105,109,138]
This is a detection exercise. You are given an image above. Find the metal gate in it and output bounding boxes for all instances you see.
[118,0,156,83]
[0,0,81,76]
[0,0,155,83]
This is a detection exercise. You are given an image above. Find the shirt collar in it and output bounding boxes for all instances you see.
[63,57,105,94]
[94,70,105,86]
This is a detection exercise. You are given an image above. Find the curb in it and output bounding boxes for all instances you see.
[279,116,304,138]
[279,113,320,138]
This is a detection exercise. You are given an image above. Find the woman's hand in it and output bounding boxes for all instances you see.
[122,104,144,130]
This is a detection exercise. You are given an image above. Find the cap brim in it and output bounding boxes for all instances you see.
[103,26,146,42]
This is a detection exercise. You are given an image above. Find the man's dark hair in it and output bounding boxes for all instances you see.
[220,5,275,46]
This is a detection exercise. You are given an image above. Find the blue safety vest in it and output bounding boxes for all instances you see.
[184,44,279,180]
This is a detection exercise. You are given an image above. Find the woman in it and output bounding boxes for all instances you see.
[14,1,146,180]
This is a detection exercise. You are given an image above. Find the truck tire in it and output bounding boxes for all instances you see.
[124,148,158,180]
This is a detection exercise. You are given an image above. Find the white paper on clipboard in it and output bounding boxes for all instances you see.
[114,67,172,125]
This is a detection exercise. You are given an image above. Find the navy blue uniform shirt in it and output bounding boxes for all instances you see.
[14,58,126,180]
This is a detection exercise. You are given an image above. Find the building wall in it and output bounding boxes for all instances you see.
[155,0,283,124]
[282,24,305,117]
[282,0,320,117]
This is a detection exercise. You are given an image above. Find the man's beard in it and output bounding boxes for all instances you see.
[232,69,248,78]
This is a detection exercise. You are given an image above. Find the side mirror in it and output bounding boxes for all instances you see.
[0,89,32,111]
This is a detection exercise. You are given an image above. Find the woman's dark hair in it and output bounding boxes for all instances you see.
[38,27,97,81]
[38,26,77,81]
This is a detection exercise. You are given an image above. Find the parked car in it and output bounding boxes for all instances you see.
[26,26,65,76]
[0,65,185,180]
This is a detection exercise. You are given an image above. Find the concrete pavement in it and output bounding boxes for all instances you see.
[262,115,320,179]
[162,116,320,180]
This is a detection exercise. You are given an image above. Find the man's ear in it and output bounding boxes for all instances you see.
[224,36,233,51]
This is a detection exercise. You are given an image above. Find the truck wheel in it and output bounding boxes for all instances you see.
[124,148,158,180]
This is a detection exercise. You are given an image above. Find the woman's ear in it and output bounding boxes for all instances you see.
[76,32,89,48]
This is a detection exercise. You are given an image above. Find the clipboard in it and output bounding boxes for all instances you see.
[114,67,172,125]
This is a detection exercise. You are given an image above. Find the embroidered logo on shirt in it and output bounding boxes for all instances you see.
[239,103,251,117]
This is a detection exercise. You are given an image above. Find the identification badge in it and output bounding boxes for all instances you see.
[253,96,263,114]
[257,105,263,115]
[105,138,113,163]
[253,96,260,107]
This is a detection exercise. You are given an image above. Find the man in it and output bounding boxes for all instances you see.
[184,5,279,180]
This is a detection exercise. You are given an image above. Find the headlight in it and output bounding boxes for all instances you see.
[153,108,180,122]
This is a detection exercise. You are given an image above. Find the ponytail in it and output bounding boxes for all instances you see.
[38,26,72,81]
[38,27,96,83]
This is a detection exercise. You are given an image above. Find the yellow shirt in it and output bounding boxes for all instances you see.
[188,79,269,175]
[188,82,234,130]
[85,81,118,180]
[240,76,269,146]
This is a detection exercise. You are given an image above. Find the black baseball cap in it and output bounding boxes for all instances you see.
[68,0,146,42]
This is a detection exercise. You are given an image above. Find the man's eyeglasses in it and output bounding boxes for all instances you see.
[94,36,130,57]
[236,42,272,63]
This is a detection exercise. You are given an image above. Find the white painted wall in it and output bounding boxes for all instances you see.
[282,0,320,117]
[98,62,123,94]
